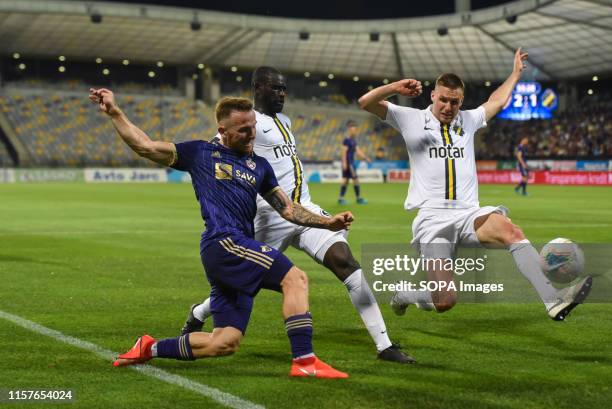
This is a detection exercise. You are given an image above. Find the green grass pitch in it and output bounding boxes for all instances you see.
[1,183,611,409]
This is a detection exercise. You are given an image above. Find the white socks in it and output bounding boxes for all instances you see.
[192,298,212,322]
[509,239,557,305]
[343,269,392,352]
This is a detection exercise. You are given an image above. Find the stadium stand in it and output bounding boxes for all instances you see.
[1,79,610,166]
[0,81,408,166]
[0,89,215,167]
[478,92,612,160]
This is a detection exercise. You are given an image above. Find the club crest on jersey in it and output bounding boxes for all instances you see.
[260,245,272,253]
[212,151,221,158]
[452,116,465,136]
[215,163,233,180]
[452,125,465,137]
[246,158,256,170]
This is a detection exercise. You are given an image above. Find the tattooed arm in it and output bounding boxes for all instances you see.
[263,188,353,231]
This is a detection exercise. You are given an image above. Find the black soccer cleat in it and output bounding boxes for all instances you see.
[547,275,593,321]
[377,343,416,364]
[181,303,204,335]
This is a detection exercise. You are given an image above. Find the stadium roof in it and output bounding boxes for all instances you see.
[1,0,611,82]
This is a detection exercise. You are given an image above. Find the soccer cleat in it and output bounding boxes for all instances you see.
[338,198,347,205]
[377,343,416,364]
[547,275,593,321]
[390,291,408,316]
[356,198,368,204]
[113,334,156,367]
[181,303,204,335]
[290,356,349,379]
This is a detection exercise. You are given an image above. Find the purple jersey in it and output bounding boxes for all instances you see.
[172,140,279,247]
[343,137,357,164]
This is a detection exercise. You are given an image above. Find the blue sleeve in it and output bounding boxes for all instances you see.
[258,158,279,196]
[343,138,349,147]
[172,140,204,171]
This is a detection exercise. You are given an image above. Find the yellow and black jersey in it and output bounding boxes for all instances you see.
[385,103,487,210]
[253,111,310,204]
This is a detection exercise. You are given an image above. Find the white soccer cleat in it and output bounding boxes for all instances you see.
[546,275,593,321]
[390,292,409,316]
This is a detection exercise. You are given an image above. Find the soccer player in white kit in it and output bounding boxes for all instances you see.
[358,49,592,321]
[182,66,414,363]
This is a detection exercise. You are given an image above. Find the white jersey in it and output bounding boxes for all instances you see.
[385,103,487,210]
[253,111,310,206]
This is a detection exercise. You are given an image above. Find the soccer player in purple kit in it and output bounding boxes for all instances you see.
[89,88,350,378]
[338,120,371,204]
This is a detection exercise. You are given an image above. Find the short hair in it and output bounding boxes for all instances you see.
[435,73,465,91]
[346,119,357,128]
[251,66,281,88]
[214,97,253,123]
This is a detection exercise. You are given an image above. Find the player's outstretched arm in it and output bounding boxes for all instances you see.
[482,48,528,122]
[88,88,176,166]
[358,79,422,120]
[263,188,354,231]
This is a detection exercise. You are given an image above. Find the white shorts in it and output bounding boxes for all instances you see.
[254,200,348,264]
[411,205,508,258]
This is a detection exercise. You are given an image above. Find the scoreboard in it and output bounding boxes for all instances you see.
[498,82,558,120]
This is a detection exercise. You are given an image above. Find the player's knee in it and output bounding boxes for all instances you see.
[282,267,308,292]
[324,243,360,280]
[503,223,525,246]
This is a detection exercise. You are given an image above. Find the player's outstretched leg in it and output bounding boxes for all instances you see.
[323,243,416,364]
[475,213,592,320]
[113,328,244,367]
[281,266,348,378]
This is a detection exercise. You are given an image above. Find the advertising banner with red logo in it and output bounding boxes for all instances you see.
[477,171,612,186]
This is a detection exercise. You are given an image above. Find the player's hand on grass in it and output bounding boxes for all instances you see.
[394,79,422,97]
[327,211,354,231]
[513,47,528,75]
[89,88,121,117]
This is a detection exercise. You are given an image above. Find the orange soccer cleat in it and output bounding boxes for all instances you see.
[113,334,156,367]
[290,356,349,379]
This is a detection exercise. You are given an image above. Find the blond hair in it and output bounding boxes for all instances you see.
[214,97,253,123]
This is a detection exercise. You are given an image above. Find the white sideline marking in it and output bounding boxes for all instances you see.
[0,310,265,409]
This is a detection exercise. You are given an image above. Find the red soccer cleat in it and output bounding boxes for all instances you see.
[290,356,349,379]
[113,334,156,367]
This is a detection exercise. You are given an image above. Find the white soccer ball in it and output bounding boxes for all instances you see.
[539,238,585,284]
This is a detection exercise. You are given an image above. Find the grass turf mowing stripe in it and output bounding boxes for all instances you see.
[0,310,265,409]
